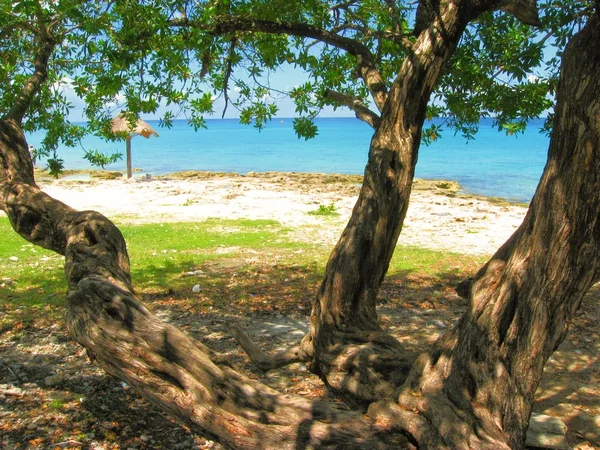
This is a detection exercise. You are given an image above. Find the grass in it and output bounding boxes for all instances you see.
[390,245,487,278]
[118,218,317,293]
[0,215,484,332]
[308,203,339,216]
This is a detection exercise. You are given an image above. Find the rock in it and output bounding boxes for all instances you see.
[526,413,570,450]
[8,256,19,262]
[430,319,447,329]
[192,284,201,293]
[185,270,205,277]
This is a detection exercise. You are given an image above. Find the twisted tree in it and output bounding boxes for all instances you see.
[1,0,599,448]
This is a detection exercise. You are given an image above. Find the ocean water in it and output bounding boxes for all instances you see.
[26,117,549,203]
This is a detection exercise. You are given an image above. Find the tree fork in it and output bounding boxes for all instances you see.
[301,0,507,406]
[371,8,600,449]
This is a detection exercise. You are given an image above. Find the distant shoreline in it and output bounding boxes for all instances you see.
[25,117,547,203]
[2,170,529,254]
[34,168,528,207]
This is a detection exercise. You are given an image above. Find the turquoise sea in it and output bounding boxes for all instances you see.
[26,117,549,203]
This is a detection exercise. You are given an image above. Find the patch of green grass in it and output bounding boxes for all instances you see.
[117,219,313,292]
[0,217,66,312]
[48,398,66,409]
[0,215,486,321]
[308,203,339,216]
[390,245,486,278]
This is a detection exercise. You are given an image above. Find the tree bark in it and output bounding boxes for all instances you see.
[298,0,511,406]
[1,117,413,449]
[369,9,600,448]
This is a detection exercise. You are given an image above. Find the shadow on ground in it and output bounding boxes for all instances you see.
[1,258,598,449]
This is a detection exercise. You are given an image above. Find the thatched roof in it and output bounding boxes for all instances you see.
[111,113,159,139]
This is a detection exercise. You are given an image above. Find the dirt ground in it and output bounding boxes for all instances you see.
[1,172,598,449]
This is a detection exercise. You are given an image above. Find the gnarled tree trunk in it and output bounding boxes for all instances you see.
[370,8,600,448]
[0,117,409,449]
[297,0,541,406]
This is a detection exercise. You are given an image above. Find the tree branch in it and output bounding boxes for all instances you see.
[221,37,237,118]
[499,0,542,27]
[324,89,381,129]
[229,324,310,371]
[384,0,403,36]
[6,37,56,124]
[171,15,389,111]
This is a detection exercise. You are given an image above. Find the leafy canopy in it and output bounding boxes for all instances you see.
[0,0,595,169]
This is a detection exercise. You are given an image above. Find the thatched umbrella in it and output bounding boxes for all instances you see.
[111,113,159,178]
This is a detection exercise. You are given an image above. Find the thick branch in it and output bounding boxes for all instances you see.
[171,15,389,111]
[324,89,381,129]
[230,324,311,371]
[6,36,56,124]
[499,0,542,27]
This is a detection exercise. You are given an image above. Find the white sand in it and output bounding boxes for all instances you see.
[14,174,528,255]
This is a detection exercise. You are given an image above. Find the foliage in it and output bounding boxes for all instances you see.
[0,0,594,160]
[46,152,65,178]
[83,149,123,169]
[308,203,338,216]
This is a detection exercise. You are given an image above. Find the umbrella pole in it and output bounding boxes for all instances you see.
[126,137,132,179]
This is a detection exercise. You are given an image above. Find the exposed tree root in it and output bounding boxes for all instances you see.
[229,323,311,371]
[303,328,415,408]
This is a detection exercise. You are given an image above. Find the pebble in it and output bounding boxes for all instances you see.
[8,256,19,261]
[192,284,201,293]
[430,319,447,329]
[186,270,204,276]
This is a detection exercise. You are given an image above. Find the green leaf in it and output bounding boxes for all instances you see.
[293,117,318,140]
[46,152,64,179]
[83,149,123,169]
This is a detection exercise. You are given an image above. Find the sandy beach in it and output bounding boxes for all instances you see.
[24,171,528,255]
